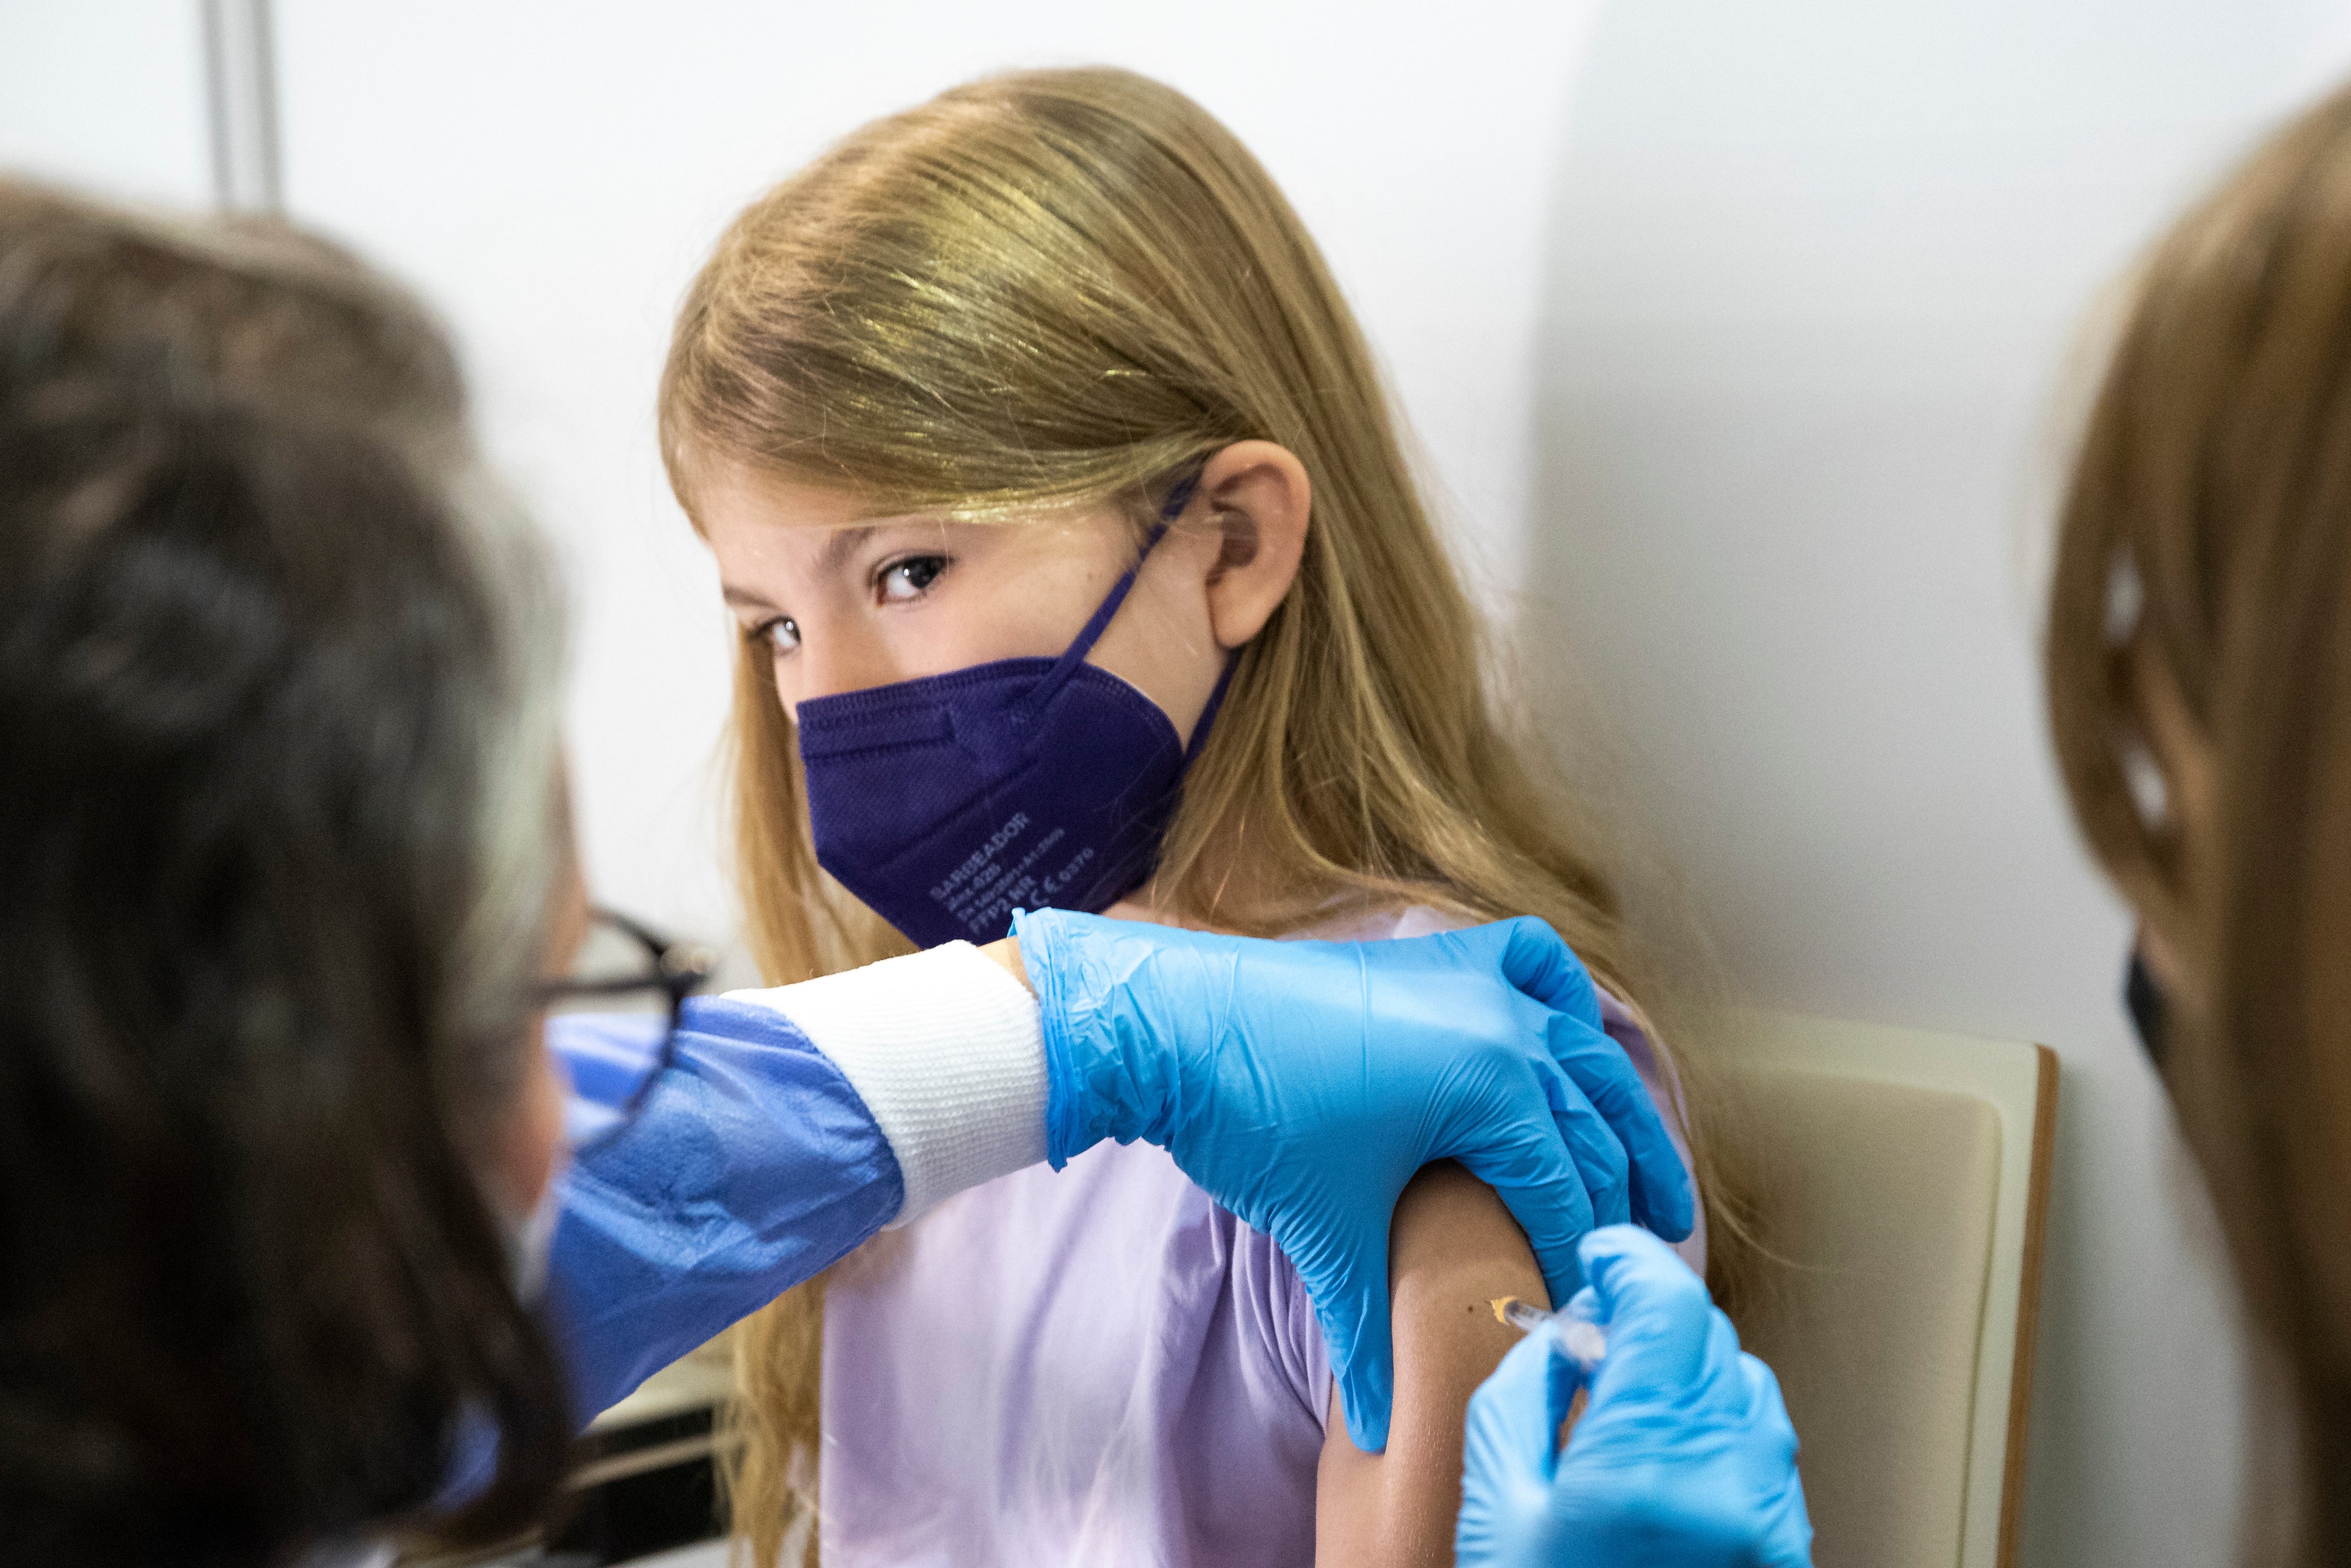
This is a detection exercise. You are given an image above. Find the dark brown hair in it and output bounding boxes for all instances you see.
[2047,82,2351,1566]
[0,177,466,437]
[0,180,574,1563]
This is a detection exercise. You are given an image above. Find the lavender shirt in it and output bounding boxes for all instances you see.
[818,908,1704,1567]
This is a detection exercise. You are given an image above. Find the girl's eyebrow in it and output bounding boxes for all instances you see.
[720,525,886,611]
[818,525,879,573]
[721,520,943,612]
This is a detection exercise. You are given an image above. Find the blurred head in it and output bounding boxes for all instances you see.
[0,181,575,1562]
[0,177,468,443]
[2046,79,2351,1567]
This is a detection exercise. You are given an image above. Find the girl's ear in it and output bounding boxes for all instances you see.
[1192,440,1311,650]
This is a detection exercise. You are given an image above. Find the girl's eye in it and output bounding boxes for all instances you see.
[756,616,800,654]
[878,555,949,603]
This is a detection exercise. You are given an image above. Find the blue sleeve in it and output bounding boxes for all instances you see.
[544,995,905,1423]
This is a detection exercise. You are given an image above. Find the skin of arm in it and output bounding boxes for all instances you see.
[980,935,1032,992]
[1314,1159,1551,1568]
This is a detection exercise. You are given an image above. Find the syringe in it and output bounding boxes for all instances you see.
[1489,1296,1608,1374]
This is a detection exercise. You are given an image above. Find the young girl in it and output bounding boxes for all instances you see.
[660,68,1725,1568]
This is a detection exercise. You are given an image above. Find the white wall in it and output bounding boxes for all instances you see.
[0,0,210,205]
[1533,4,2351,1566]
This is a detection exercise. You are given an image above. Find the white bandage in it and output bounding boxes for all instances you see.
[725,942,1047,1224]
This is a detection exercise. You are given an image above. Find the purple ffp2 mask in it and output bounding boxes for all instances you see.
[795,481,1230,948]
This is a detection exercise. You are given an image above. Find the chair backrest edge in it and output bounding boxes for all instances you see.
[1993,1044,2060,1568]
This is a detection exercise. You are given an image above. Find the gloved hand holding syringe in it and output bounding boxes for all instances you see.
[1457,1227,1816,1567]
[1488,1293,1608,1373]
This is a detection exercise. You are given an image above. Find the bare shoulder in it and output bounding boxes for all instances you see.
[1390,1159,1551,1295]
[1313,1161,1548,1568]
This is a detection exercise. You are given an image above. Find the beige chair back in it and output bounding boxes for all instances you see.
[1724,1012,2055,1568]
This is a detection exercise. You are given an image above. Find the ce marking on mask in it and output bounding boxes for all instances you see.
[930,812,1098,936]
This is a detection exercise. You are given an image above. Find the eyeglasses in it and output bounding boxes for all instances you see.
[541,908,715,1149]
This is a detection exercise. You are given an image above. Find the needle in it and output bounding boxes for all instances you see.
[1490,1296,1608,1373]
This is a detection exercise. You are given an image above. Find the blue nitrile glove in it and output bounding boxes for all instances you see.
[1531,955,1698,1242]
[1456,1226,1814,1568]
[1010,909,1696,1452]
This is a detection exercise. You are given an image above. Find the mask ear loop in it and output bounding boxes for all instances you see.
[1183,654,1238,768]
[1011,468,1206,725]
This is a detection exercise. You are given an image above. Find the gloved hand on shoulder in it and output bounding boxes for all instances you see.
[1009,909,1696,1453]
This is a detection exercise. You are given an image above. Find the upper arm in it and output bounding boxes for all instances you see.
[1312,1159,1549,1568]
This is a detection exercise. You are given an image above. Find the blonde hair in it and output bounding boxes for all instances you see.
[660,67,1736,1566]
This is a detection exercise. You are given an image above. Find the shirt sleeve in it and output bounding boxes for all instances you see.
[724,940,1047,1224]
[1253,1220,1336,1436]
[1596,989,1709,1279]
[546,940,1047,1422]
